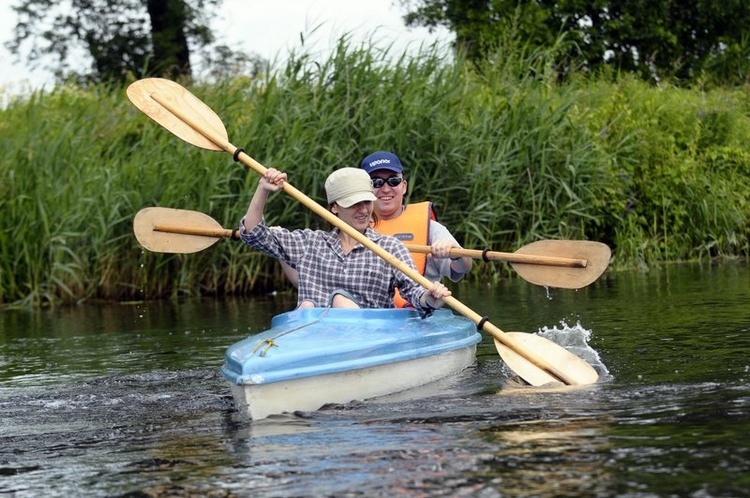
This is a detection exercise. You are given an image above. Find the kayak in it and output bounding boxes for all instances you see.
[221,307,482,420]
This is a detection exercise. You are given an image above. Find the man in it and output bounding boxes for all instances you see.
[360,151,472,307]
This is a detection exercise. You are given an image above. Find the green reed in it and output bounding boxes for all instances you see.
[1,37,749,307]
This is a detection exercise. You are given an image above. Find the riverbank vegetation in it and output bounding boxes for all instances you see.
[2,38,749,307]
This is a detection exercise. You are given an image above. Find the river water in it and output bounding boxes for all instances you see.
[1,262,748,497]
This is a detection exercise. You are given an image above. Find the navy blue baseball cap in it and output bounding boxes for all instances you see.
[360,151,404,174]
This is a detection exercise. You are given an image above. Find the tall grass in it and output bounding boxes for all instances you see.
[1,37,749,307]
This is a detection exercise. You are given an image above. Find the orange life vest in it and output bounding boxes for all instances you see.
[373,202,436,308]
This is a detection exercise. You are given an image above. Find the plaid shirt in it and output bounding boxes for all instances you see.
[240,218,429,312]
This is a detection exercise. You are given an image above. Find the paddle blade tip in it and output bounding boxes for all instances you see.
[494,332,599,386]
[133,207,222,254]
[126,78,228,152]
[512,240,612,289]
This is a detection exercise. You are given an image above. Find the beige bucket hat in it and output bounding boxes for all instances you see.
[325,167,378,207]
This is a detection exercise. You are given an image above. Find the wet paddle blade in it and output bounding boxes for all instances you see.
[126,78,227,152]
[134,207,223,254]
[494,332,599,386]
[510,240,611,289]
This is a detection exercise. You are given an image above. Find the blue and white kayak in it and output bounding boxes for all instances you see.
[221,307,482,420]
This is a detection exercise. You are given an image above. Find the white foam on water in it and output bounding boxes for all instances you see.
[537,320,610,378]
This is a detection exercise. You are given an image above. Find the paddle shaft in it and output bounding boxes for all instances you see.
[405,244,586,268]
[150,224,587,268]
[147,92,577,385]
[154,223,239,239]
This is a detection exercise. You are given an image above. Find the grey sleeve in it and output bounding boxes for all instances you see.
[425,220,466,282]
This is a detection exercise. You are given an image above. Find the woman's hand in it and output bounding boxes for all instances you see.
[260,168,287,193]
[423,281,451,310]
[243,168,288,231]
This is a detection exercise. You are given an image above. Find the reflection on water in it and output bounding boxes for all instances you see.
[479,417,614,496]
[0,262,749,496]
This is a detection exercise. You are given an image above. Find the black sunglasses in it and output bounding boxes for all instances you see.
[371,176,404,189]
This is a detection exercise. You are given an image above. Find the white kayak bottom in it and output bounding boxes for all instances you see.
[229,344,476,420]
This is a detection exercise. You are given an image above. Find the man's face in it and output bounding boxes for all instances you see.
[369,170,407,220]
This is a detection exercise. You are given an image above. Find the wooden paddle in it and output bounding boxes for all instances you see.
[126,77,599,386]
[134,206,610,289]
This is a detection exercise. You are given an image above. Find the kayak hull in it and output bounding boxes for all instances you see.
[221,307,481,420]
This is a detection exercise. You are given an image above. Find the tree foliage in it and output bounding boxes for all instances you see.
[401,0,750,85]
[6,0,257,84]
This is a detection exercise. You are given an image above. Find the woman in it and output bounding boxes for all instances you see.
[240,167,451,313]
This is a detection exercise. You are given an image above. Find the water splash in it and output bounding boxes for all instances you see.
[537,320,610,378]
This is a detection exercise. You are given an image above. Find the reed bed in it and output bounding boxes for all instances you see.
[1,39,749,307]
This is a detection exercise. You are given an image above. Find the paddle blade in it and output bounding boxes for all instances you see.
[134,207,223,254]
[494,332,599,386]
[126,78,227,152]
[510,240,611,289]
